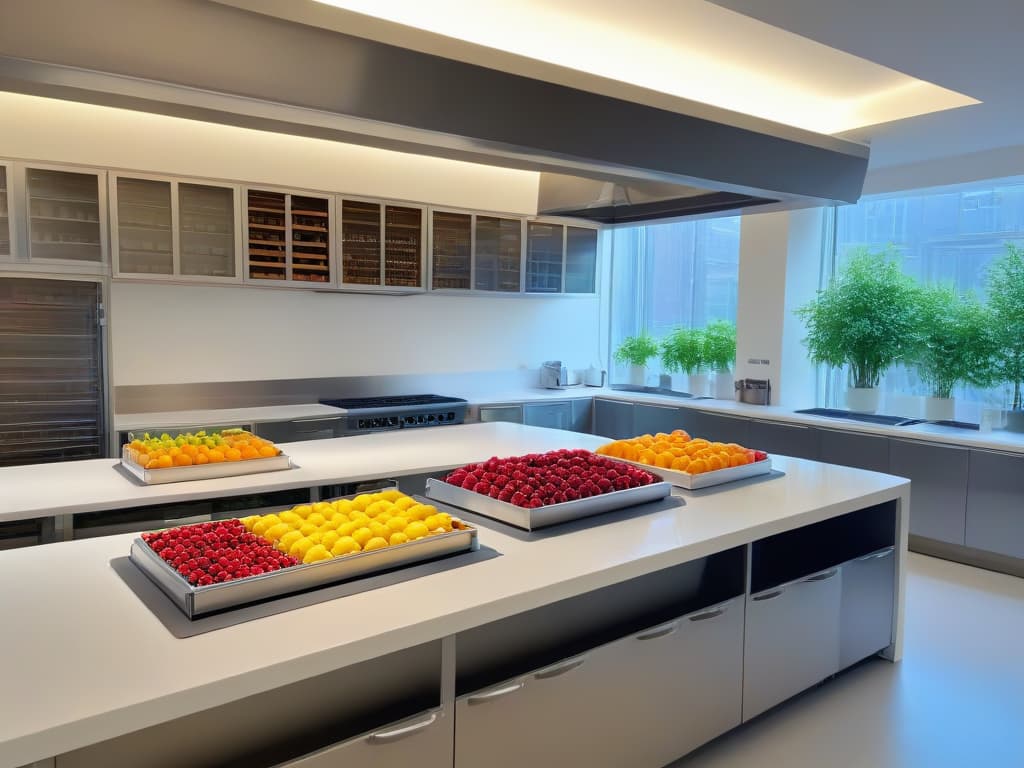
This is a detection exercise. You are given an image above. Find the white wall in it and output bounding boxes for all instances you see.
[1,93,608,387]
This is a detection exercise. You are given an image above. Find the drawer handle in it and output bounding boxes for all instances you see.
[635,621,678,641]
[803,569,839,583]
[752,589,784,601]
[367,712,437,743]
[534,656,587,680]
[688,605,728,622]
[467,682,524,705]
[856,548,894,562]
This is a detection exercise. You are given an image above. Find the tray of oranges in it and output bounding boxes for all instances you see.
[595,430,771,490]
[120,428,293,485]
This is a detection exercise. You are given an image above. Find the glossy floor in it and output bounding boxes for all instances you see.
[673,553,1024,768]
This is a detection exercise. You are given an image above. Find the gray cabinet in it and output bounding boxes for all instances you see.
[593,399,634,439]
[743,568,842,721]
[889,439,968,545]
[687,410,750,445]
[839,548,895,669]
[272,709,449,768]
[818,428,889,473]
[478,404,524,424]
[455,597,744,768]
[747,419,819,460]
[633,403,688,437]
[570,398,593,433]
[524,402,572,431]
[253,417,341,443]
[966,449,1024,559]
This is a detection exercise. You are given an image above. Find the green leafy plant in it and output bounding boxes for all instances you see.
[796,248,920,389]
[661,326,706,374]
[613,332,660,367]
[987,243,1024,410]
[703,320,737,371]
[911,285,998,400]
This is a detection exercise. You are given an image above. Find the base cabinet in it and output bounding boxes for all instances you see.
[593,398,634,439]
[965,449,1024,559]
[747,420,819,461]
[271,709,450,768]
[840,548,895,669]
[889,439,967,545]
[454,597,744,768]
[743,568,842,721]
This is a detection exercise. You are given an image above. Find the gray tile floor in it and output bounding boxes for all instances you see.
[672,553,1024,768]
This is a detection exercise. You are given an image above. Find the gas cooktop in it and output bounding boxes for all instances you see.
[319,394,468,435]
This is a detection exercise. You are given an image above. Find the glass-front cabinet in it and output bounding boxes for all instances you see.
[565,225,598,293]
[0,163,10,258]
[340,198,425,290]
[27,165,106,265]
[525,221,564,293]
[475,216,523,292]
[111,173,241,280]
[431,210,472,290]
[246,190,333,285]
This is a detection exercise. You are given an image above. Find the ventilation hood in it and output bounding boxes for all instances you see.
[0,0,871,224]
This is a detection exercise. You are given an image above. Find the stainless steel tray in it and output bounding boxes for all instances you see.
[424,475,671,531]
[614,456,772,490]
[129,494,478,618]
[120,446,293,485]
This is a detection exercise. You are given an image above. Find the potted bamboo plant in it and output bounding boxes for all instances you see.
[911,284,997,421]
[987,244,1024,429]
[796,248,919,413]
[661,326,707,395]
[614,332,660,387]
[703,320,737,399]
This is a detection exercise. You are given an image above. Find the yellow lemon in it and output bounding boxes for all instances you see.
[386,516,409,533]
[312,501,332,514]
[363,536,388,552]
[404,504,429,521]
[329,512,349,525]
[288,537,315,560]
[321,531,340,550]
[404,521,429,540]
[299,522,318,537]
[303,544,331,564]
[263,522,292,542]
[292,504,313,519]
[389,531,409,546]
[338,521,360,537]
[393,496,416,511]
[319,518,341,532]
[424,515,442,532]
[307,512,326,527]
[370,521,391,540]
[351,495,373,511]
[379,489,403,502]
[331,537,361,556]
[351,527,373,546]
[278,530,304,552]
[278,511,301,525]
[251,519,272,537]
[366,501,390,518]
[332,499,353,514]
[239,515,259,531]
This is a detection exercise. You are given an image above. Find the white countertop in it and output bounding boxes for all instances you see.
[0,423,908,767]
[114,403,345,432]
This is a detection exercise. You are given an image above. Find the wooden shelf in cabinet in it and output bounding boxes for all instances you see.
[248,223,285,231]
[250,238,285,246]
[292,209,328,217]
[249,248,285,257]
[248,206,285,214]
[248,260,287,269]
[293,223,328,232]
[293,263,330,272]
[292,240,328,248]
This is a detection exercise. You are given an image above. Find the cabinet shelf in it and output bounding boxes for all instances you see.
[248,248,285,257]
[248,206,285,215]
[248,223,285,231]
[249,238,285,246]
[292,263,329,272]
[292,240,328,248]
[31,216,101,225]
[291,209,328,217]
[293,223,328,232]
[29,195,98,205]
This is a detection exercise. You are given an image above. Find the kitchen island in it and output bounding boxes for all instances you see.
[0,424,909,768]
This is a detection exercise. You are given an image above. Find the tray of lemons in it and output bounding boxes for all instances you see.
[129,487,478,618]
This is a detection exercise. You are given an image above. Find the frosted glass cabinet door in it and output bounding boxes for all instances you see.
[431,211,472,289]
[385,205,423,287]
[565,226,598,293]
[526,221,564,293]
[178,183,236,277]
[27,167,103,263]
[475,216,522,291]
[0,165,9,257]
[116,177,173,275]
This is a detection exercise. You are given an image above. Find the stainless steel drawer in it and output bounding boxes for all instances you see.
[254,417,342,443]
[840,547,895,668]
[743,567,842,721]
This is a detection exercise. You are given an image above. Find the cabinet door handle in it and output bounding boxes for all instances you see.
[856,548,894,562]
[534,656,587,680]
[466,683,524,705]
[803,568,839,583]
[688,605,728,622]
[752,589,784,601]
[635,620,679,640]
[367,712,437,743]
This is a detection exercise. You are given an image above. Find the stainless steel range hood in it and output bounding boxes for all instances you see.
[0,0,870,224]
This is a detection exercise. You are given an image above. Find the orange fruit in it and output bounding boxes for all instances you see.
[173,453,193,466]
[157,455,173,468]
[656,451,674,469]
[224,448,242,461]
[729,453,747,467]
[258,445,277,458]
[240,446,259,460]
[208,450,225,463]
[688,459,707,474]
[707,455,725,471]
[146,459,159,469]
[168,447,181,457]
[195,453,209,465]
[671,455,691,471]
[137,453,150,467]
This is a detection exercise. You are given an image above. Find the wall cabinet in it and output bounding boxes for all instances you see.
[26,164,108,266]
[564,226,598,293]
[474,215,523,292]
[839,547,895,669]
[246,189,334,285]
[965,449,1024,559]
[747,419,819,460]
[111,173,241,280]
[0,162,11,258]
[524,222,599,295]
[889,439,968,545]
[818,428,890,473]
[594,399,634,439]
[431,210,473,290]
[341,198,425,290]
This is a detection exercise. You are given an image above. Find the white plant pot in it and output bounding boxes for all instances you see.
[846,387,880,413]
[714,368,735,400]
[629,365,646,387]
[924,397,955,422]
[687,372,709,397]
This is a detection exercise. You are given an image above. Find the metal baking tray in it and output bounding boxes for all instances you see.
[614,456,772,490]
[120,446,293,485]
[129,493,478,618]
[424,475,672,531]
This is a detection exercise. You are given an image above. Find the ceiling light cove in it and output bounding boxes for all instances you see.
[312,0,978,135]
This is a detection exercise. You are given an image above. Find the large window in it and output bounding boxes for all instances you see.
[610,217,740,381]
[826,176,1024,414]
